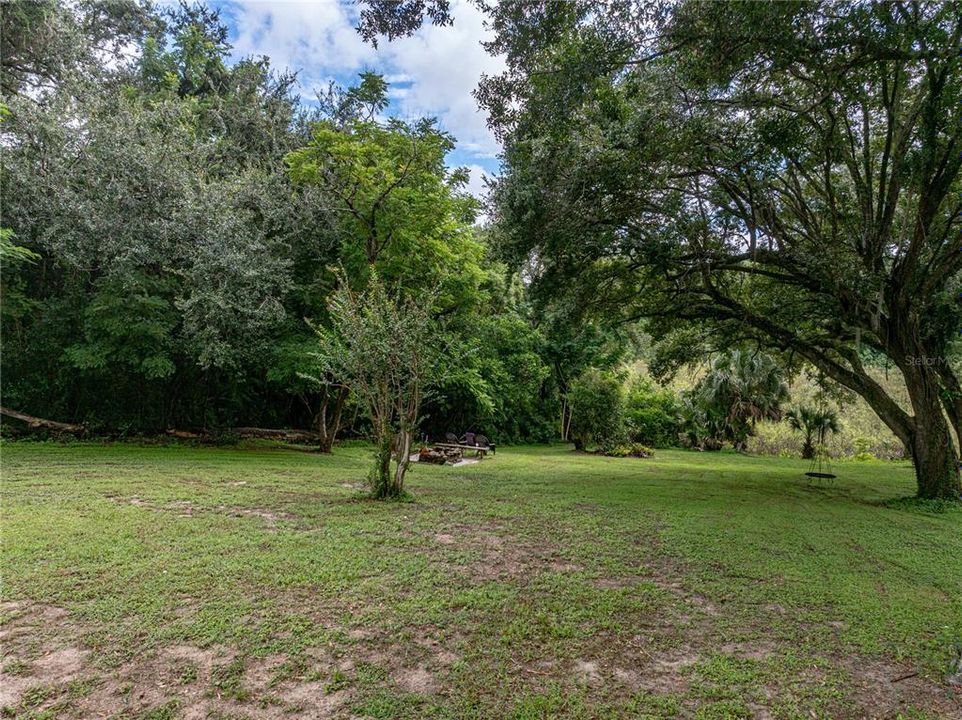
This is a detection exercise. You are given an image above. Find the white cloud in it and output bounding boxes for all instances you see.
[381,0,505,158]
[464,164,492,200]
[464,164,494,223]
[228,0,375,91]
[225,0,505,166]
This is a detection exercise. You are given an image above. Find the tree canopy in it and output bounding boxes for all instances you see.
[483,0,962,498]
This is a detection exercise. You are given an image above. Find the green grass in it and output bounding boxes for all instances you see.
[2,441,960,719]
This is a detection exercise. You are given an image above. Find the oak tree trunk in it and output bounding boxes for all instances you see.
[903,363,961,500]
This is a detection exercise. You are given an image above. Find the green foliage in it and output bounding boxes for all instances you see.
[424,269,557,443]
[0,228,39,264]
[601,442,654,458]
[286,110,481,301]
[568,368,624,451]
[0,228,40,325]
[624,377,680,448]
[63,275,178,380]
[682,351,788,451]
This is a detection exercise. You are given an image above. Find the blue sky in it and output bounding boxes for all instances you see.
[208,0,503,199]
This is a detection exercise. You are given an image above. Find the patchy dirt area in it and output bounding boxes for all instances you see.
[3,577,960,720]
[426,521,578,583]
[0,602,471,719]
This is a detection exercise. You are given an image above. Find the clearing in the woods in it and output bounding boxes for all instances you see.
[2,442,960,719]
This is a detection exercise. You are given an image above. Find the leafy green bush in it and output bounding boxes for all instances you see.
[602,442,654,458]
[568,369,624,451]
[623,378,680,448]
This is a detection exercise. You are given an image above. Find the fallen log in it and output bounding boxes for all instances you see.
[231,427,320,443]
[166,427,320,443]
[165,429,206,439]
[0,407,86,435]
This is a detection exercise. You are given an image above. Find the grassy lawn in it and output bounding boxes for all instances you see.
[2,442,960,719]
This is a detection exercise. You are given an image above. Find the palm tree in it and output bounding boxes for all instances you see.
[684,350,789,451]
[786,405,840,459]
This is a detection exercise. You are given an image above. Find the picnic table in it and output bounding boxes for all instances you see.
[435,432,496,458]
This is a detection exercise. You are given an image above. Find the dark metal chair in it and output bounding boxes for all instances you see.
[476,434,495,455]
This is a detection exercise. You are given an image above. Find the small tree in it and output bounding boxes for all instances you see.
[568,369,624,451]
[318,271,438,499]
[787,406,840,460]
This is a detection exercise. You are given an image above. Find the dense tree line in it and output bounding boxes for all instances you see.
[6,1,958,501]
[0,0,627,445]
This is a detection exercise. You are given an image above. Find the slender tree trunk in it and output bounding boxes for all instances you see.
[317,386,328,449]
[392,428,413,493]
[903,363,960,499]
[560,397,572,441]
[556,363,570,441]
[801,433,815,460]
[317,386,349,453]
[373,434,392,498]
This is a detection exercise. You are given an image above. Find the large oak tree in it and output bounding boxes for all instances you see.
[483,0,961,498]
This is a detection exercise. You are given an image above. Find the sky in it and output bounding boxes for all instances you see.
[209,0,504,201]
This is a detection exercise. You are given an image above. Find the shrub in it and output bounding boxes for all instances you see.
[747,421,802,457]
[623,378,680,448]
[602,442,654,458]
[568,369,624,451]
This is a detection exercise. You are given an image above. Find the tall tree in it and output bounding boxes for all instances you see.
[486,0,962,498]
[286,78,488,449]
